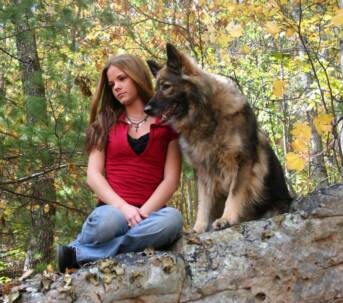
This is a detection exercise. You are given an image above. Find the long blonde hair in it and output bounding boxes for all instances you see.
[85,54,154,153]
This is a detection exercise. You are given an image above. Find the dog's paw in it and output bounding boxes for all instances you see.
[212,218,231,230]
[192,223,207,233]
[183,229,196,236]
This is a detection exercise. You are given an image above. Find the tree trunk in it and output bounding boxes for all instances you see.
[340,0,343,75]
[185,177,194,227]
[339,0,343,178]
[0,25,6,104]
[298,38,328,188]
[307,113,329,187]
[12,1,56,268]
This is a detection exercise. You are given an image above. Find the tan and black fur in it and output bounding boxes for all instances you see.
[145,44,292,233]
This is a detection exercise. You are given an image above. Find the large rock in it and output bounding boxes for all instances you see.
[5,184,343,303]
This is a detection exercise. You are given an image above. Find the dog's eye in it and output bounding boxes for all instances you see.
[161,83,171,90]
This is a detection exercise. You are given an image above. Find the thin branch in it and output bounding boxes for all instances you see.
[297,1,328,113]
[0,46,26,63]
[0,129,18,138]
[0,187,87,215]
[0,163,85,185]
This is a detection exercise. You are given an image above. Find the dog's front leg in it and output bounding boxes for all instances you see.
[212,192,243,230]
[212,170,245,230]
[193,179,214,233]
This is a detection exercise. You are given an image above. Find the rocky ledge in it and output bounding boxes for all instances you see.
[3,184,343,303]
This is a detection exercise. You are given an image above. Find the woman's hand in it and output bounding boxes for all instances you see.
[138,208,149,219]
[119,203,143,227]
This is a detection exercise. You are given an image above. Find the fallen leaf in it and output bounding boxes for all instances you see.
[46,264,54,273]
[143,247,155,256]
[63,273,72,286]
[85,272,99,286]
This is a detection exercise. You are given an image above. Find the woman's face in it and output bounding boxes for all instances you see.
[107,65,139,106]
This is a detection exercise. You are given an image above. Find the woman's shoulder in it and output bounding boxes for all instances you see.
[151,117,179,142]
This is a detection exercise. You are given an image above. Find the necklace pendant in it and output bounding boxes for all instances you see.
[125,113,148,133]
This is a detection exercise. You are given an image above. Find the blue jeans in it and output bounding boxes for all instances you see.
[69,205,183,263]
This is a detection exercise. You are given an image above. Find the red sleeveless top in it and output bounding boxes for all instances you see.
[101,113,178,207]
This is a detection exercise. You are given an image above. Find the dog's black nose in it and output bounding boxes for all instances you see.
[144,104,153,115]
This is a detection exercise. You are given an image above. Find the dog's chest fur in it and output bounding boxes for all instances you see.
[173,73,254,193]
[179,135,212,168]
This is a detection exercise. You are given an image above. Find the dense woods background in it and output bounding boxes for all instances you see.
[0,0,342,285]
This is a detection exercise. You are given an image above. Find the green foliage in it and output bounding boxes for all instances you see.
[0,0,342,277]
[33,262,47,273]
[0,261,8,271]
[0,276,11,284]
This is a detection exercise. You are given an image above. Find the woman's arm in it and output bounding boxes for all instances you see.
[139,139,182,217]
[87,149,143,226]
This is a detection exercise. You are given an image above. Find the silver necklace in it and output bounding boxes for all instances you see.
[126,114,148,132]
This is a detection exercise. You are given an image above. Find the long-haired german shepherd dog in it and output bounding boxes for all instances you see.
[144,43,292,233]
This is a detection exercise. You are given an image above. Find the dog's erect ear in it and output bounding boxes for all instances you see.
[166,43,182,74]
[146,60,161,78]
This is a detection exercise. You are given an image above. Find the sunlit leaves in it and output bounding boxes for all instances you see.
[264,22,282,35]
[287,114,335,173]
[272,80,285,97]
[331,8,343,26]
[226,22,243,38]
[313,114,333,135]
[285,27,296,37]
[0,0,342,275]
[291,122,312,142]
[287,122,311,171]
[291,139,309,153]
[286,152,306,171]
[44,204,50,213]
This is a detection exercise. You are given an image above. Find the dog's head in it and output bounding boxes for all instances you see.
[144,43,200,121]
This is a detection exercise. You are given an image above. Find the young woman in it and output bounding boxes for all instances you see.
[58,54,183,272]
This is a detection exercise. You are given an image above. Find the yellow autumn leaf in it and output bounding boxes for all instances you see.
[241,45,250,54]
[226,23,243,38]
[0,200,6,209]
[331,9,343,26]
[95,61,103,72]
[216,31,232,47]
[264,22,281,35]
[4,206,13,216]
[285,27,295,37]
[226,3,238,13]
[291,139,309,153]
[272,80,285,97]
[33,204,40,211]
[44,204,50,213]
[68,163,77,174]
[286,152,306,171]
[291,122,312,142]
[46,264,54,273]
[313,114,333,135]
